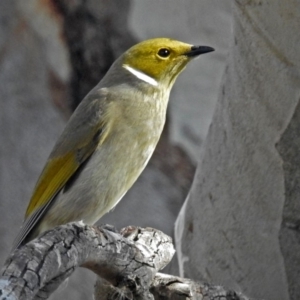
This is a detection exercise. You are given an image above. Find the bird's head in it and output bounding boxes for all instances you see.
[120,37,214,88]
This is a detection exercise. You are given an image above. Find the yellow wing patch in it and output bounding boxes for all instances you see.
[25,152,78,218]
[25,123,109,219]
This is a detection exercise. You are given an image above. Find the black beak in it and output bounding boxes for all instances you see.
[185,45,215,57]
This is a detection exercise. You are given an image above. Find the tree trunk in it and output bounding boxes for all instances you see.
[175,1,300,300]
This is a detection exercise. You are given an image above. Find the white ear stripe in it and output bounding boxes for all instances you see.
[123,64,158,86]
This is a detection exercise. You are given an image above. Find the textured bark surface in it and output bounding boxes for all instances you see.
[175,1,300,300]
[150,273,250,300]
[0,224,174,300]
[95,272,252,300]
[0,224,252,300]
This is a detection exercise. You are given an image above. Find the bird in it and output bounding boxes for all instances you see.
[13,37,214,249]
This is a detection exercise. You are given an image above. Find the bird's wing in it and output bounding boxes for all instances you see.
[13,89,110,248]
[25,125,105,219]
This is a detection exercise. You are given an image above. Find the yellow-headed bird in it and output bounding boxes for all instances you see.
[13,38,214,249]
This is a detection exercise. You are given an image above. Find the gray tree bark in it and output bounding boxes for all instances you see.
[0,224,251,300]
[175,1,300,300]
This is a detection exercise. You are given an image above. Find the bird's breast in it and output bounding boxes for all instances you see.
[51,88,169,225]
[92,90,168,202]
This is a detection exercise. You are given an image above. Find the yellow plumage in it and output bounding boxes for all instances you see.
[13,38,214,249]
[25,153,78,218]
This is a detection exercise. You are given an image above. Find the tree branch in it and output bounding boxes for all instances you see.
[0,223,253,300]
[150,273,251,300]
[0,223,174,300]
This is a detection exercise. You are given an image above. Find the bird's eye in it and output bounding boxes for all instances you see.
[157,48,171,58]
